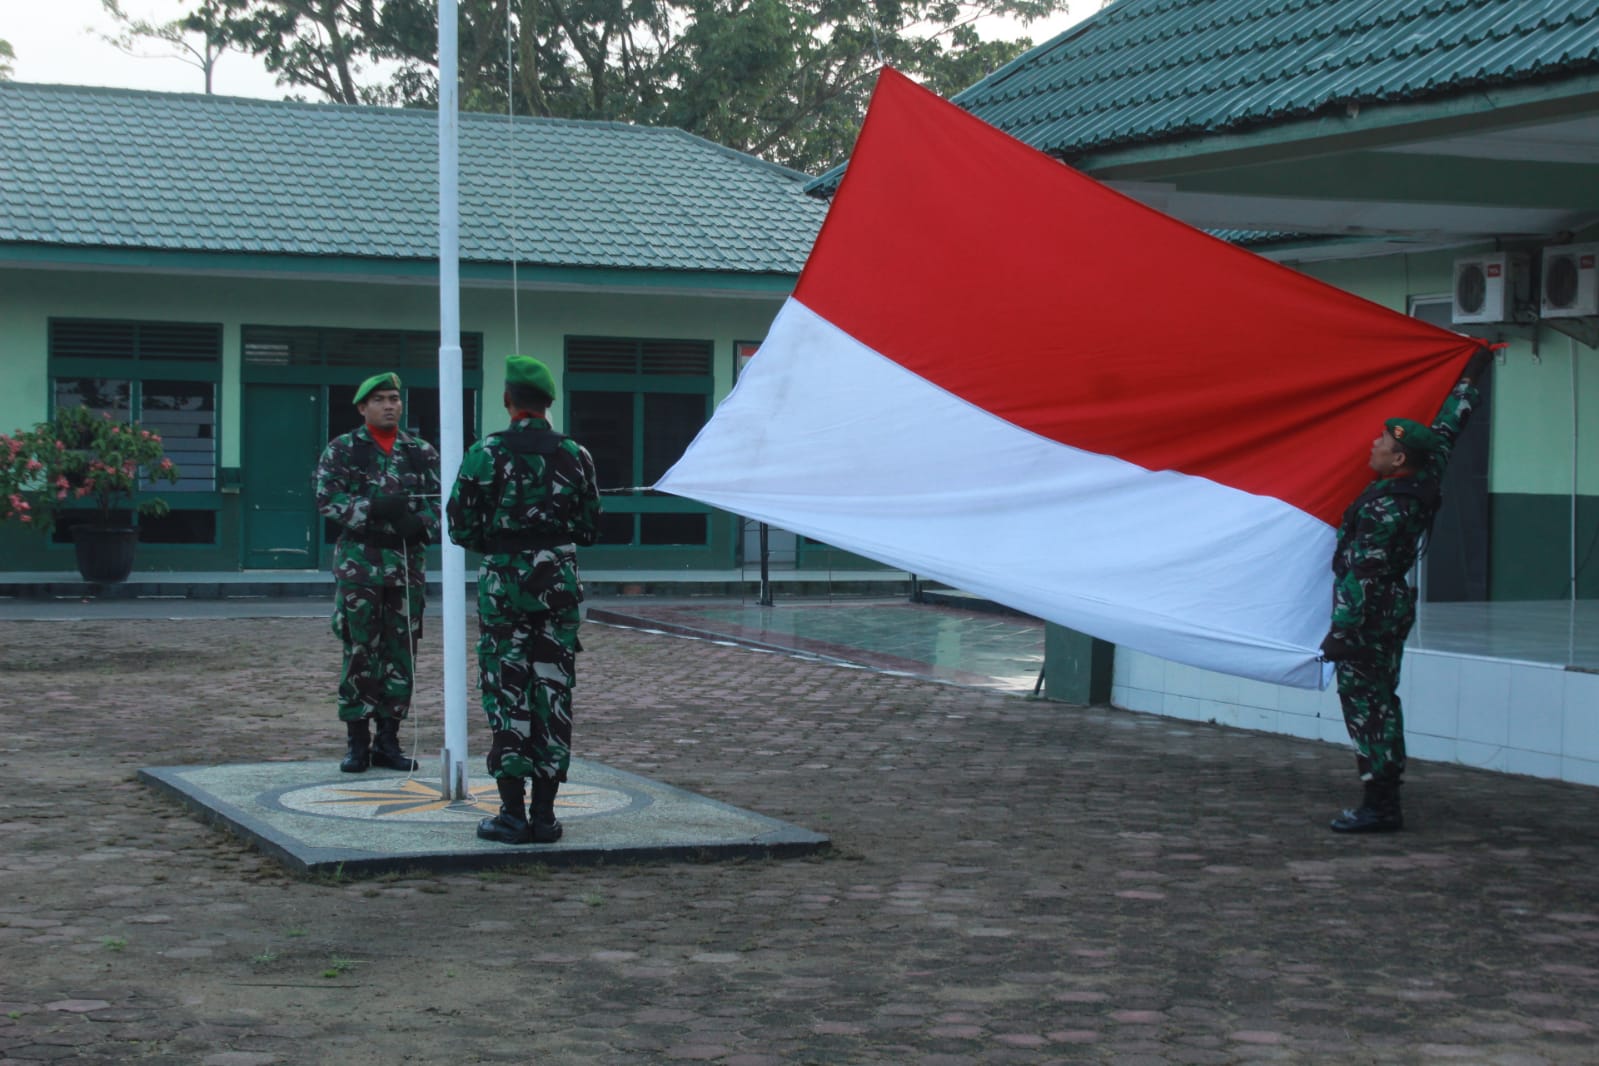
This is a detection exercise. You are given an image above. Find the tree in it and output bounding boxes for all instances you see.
[200,0,1072,171]
[100,0,235,94]
[0,39,14,81]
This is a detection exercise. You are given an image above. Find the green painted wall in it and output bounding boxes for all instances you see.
[0,264,788,572]
[1300,244,1598,599]
[1303,248,1599,500]
[1,267,785,446]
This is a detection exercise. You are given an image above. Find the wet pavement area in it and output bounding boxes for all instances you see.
[588,596,1046,694]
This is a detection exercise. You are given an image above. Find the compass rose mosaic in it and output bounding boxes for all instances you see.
[273,777,638,822]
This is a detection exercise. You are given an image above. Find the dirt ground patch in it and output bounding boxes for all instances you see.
[1,611,1597,1064]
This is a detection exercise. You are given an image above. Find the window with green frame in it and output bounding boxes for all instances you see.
[564,336,713,547]
[241,325,484,451]
[48,318,222,544]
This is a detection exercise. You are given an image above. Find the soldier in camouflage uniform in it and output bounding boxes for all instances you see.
[1319,348,1490,833]
[314,372,441,774]
[447,355,601,845]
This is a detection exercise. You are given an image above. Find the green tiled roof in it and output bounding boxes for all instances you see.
[959,0,1599,157]
[809,0,1599,194]
[0,82,826,274]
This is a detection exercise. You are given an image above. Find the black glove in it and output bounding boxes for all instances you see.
[393,511,426,542]
[369,494,408,523]
[1318,632,1365,663]
[1461,347,1493,387]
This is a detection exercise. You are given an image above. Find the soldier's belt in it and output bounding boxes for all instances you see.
[482,532,574,554]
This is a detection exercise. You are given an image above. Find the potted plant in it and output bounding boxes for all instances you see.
[1,406,180,583]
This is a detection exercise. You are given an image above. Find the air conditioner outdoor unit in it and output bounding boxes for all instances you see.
[1540,244,1599,318]
[1452,252,1527,324]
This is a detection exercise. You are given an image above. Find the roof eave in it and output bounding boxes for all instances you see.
[0,245,800,298]
[1066,71,1599,181]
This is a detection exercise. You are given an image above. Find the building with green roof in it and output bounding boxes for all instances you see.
[0,82,827,574]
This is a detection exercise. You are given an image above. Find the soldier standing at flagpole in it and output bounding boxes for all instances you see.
[315,372,441,774]
[447,355,601,845]
[1319,348,1492,833]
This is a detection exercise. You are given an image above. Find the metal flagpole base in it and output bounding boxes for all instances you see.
[440,749,468,801]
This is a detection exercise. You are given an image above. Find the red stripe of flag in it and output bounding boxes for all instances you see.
[795,69,1478,527]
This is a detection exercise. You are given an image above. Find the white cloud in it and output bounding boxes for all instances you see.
[2,0,284,98]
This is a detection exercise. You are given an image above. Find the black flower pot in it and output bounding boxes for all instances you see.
[71,526,139,584]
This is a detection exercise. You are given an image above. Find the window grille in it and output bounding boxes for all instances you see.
[49,319,222,362]
[242,326,483,369]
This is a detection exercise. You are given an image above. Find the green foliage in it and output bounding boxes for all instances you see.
[1,406,181,533]
[0,39,14,80]
[189,0,1068,171]
[100,0,234,94]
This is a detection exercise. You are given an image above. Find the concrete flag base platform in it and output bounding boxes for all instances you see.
[139,758,829,877]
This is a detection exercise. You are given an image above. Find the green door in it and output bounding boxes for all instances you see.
[243,384,324,569]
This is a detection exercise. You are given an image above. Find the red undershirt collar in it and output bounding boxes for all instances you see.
[367,424,398,454]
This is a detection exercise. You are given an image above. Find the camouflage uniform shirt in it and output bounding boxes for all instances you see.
[314,426,441,588]
[1329,378,1479,645]
[446,415,601,571]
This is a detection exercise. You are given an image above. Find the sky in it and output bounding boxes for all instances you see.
[1,0,1092,101]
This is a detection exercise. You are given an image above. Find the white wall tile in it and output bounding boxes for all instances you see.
[1457,657,1512,745]
[1562,671,1599,762]
[1203,700,1276,733]
[1407,734,1453,763]
[1403,651,1460,729]
[1280,682,1334,717]
[1119,651,1165,691]
[1507,665,1567,755]
[1196,668,1241,705]
[1109,645,1581,785]
[1235,678,1282,712]
[1404,683,1458,740]
[1111,685,1161,716]
[1163,693,1204,721]
[1163,661,1204,695]
[1277,711,1324,741]
[1456,739,1510,773]
[1560,755,1599,788]
[1320,716,1352,745]
[1505,749,1564,780]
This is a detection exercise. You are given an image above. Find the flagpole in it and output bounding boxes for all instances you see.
[437,0,470,800]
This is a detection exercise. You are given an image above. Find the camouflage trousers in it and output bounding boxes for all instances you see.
[473,551,584,783]
[1333,589,1416,782]
[332,580,424,723]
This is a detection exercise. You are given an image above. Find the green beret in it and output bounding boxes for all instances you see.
[354,372,402,405]
[1385,417,1441,455]
[505,355,555,404]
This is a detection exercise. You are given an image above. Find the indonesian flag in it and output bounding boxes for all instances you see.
[656,68,1480,689]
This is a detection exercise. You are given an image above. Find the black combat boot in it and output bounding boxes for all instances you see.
[1330,779,1403,833]
[477,777,534,844]
[369,716,419,771]
[339,718,371,773]
[529,777,564,843]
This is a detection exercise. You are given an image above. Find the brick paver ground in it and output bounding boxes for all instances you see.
[1,607,1596,1065]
